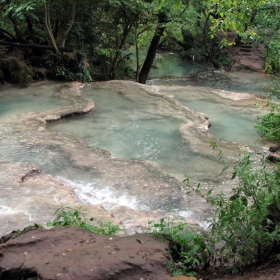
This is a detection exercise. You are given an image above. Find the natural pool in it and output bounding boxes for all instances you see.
[48,84,223,181]
[0,62,274,234]
[0,82,70,119]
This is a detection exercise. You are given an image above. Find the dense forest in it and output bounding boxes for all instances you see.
[0,0,280,84]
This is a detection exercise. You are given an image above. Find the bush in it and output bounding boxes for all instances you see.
[149,213,213,276]
[255,102,280,142]
[150,151,280,275]
[47,206,124,235]
[204,154,280,268]
[45,53,92,82]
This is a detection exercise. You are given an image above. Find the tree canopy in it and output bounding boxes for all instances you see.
[0,0,279,82]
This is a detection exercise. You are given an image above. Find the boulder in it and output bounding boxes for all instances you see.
[0,225,171,280]
[0,56,33,83]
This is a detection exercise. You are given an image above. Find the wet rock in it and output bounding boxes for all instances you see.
[0,81,269,238]
[269,145,280,153]
[0,161,119,236]
[266,153,280,162]
[0,226,171,280]
[0,225,40,244]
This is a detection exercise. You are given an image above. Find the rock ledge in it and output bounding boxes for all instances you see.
[0,225,171,280]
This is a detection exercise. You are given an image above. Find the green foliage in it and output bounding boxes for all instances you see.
[254,1,280,74]
[47,206,124,235]
[205,154,280,267]
[149,213,213,275]
[255,102,280,143]
[1,0,274,80]
[265,77,280,100]
[255,79,280,143]
[190,149,280,271]
[152,148,280,275]
[0,0,41,20]
[264,39,280,74]
[45,53,92,82]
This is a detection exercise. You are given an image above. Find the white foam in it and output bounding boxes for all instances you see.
[56,177,140,211]
[178,210,193,218]
[0,205,33,221]
[0,205,18,215]
[197,220,211,231]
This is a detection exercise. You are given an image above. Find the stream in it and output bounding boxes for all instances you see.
[0,55,275,235]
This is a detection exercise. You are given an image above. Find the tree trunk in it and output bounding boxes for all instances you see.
[44,2,59,53]
[138,12,167,84]
[61,0,76,48]
[135,26,140,82]
[109,15,138,79]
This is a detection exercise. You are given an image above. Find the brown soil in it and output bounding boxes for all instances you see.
[195,261,280,280]
[227,42,264,72]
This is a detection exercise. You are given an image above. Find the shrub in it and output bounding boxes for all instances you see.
[204,154,280,268]
[47,206,124,235]
[255,102,280,142]
[148,213,213,276]
[150,150,280,275]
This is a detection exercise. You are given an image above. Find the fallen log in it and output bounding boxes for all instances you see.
[0,40,74,52]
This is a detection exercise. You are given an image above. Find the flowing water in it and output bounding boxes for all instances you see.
[48,85,222,181]
[0,56,275,234]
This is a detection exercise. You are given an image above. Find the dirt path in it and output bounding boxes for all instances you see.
[227,42,264,72]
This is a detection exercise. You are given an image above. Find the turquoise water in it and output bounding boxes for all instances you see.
[147,53,275,96]
[0,69,273,226]
[173,96,260,145]
[48,85,223,180]
[0,83,69,119]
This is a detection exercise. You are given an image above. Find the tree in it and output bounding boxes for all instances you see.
[0,0,41,42]
[43,0,77,53]
[107,0,149,79]
[138,0,187,84]
[138,9,168,83]
[253,0,280,73]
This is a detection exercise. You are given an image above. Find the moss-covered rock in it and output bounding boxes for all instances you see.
[0,56,34,83]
